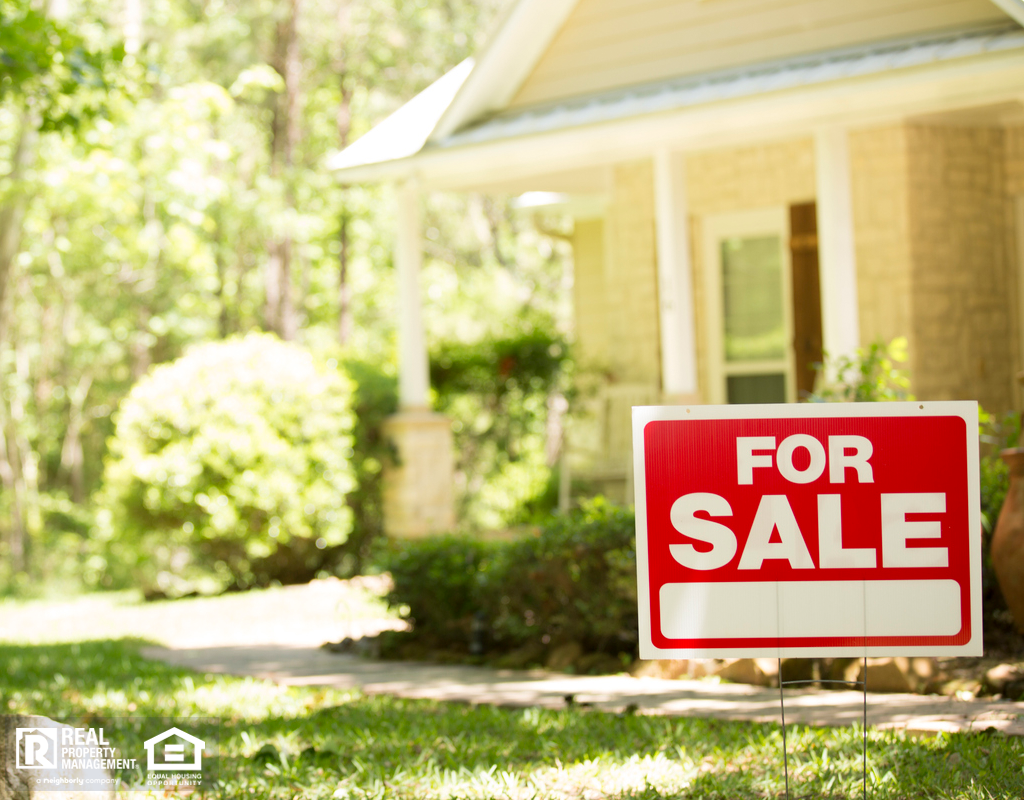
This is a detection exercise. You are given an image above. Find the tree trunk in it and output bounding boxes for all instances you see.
[265,0,302,341]
[336,2,354,346]
[60,374,92,505]
[0,113,38,347]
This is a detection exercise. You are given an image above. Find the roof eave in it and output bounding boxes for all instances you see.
[345,49,1024,193]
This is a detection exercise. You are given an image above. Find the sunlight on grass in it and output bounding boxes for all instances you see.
[1,639,1022,798]
[0,578,398,647]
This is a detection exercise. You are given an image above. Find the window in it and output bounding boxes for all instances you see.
[703,208,795,404]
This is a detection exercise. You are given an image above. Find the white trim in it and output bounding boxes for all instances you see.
[990,0,1024,27]
[332,51,1024,190]
[395,180,430,410]
[431,0,578,141]
[702,208,795,405]
[653,149,698,397]
[329,60,473,173]
[815,127,861,366]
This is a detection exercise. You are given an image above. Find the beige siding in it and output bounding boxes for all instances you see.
[570,218,609,365]
[605,161,662,385]
[849,126,915,353]
[685,138,817,400]
[905,125,1014,412]
[569,163,662,499]
[1006,127,1024,196]
[851,124,1015,412]
[1005,126,1024,408]
[510,0,1007,108]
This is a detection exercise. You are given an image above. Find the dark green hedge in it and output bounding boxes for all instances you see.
[375,499,638,659]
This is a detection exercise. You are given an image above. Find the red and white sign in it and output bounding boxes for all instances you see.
[633,402,981,658]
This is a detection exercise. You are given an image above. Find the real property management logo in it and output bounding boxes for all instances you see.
[16,727,58,769]
[9,719,214,792]
[16,725,135,771]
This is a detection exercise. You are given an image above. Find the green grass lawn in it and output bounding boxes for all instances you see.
[1,590,1022,798]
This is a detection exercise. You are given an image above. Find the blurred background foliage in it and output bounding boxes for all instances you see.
[0,0,579,595]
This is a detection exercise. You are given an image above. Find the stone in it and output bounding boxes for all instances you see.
[714,658,773,687]
[984,663,1024,698]
[854,657,938,693]
[1,715,114,800]
[545,642,583,671]
[630,659,687,679]
[779,658,814,684]
[938,678,984,699]
[381,411,455,537]
[847,657,943,693]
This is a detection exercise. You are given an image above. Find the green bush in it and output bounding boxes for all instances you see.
[430,324,573,529]
[376,499,637,661]
[98,333,356,594]
[376,534,498,646]
[338,357,398,575]
[808,337,913,402]
[480,499,637,654]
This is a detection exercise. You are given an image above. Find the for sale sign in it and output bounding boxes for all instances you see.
[632,402,981,658]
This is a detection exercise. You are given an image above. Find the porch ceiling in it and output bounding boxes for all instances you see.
[442,23,1024,151]
[328,23,1024,193]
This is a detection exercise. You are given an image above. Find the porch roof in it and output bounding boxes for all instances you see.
[328,22,1024,187]
[441,23,1024,149]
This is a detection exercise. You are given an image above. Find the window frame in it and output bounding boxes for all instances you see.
[702,207,796,405]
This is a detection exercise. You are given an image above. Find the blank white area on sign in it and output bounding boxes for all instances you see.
[659,580,961,640]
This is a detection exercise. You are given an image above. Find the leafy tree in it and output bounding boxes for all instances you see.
[98,333,356,594]
[0,0,576,590]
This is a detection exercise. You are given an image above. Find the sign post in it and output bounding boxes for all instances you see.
[633,401,981,659]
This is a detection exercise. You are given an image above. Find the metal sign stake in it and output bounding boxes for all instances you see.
[777,656,868,799]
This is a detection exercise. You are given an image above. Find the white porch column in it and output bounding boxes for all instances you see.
[384,179,455,537]
[396,179,431,409]
[653,148,700,401]
[815,127,861,364]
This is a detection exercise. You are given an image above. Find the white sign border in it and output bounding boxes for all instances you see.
[632,401,982,659]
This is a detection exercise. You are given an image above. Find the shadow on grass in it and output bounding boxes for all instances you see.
[1,640,1021,799]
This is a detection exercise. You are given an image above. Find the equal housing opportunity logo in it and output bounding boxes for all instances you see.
[5,717,216,792]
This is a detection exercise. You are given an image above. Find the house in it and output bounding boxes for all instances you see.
[329,0,1024,532]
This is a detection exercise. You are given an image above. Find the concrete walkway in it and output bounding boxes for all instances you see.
[141,643,1024,736]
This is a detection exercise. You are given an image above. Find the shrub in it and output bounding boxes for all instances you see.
[376,499,637,662]
[375,534,498,646]
[480,498,637,654]
[808,337,913,402]
[98,333,356,594]
[430,324,573,529]
[338,357,398,575]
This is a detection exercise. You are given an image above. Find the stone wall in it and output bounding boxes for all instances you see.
[603,161,662,386]
[905,125,1014,412]
[567,126,1022,497]
[568,163,663,499]
[849,125,915,353]
[570,218,608,367]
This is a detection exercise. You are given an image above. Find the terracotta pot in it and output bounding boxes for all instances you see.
[992,448,1024,632]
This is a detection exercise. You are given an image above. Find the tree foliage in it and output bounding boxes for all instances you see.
[0,0,576,591]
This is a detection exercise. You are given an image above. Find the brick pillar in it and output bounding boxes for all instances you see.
[382,411,455,537]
